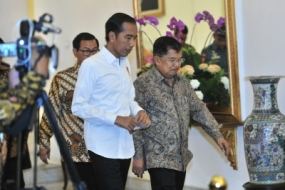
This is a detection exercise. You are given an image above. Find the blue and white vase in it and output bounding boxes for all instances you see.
[244,76,285,184]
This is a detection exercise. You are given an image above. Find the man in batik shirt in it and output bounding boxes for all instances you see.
[38,33,99,190]
[132,36,230,190]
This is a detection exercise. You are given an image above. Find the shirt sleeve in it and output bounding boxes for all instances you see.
[188,82,224,142]
[126,62,143,117]
[132,79,145,160]
[71,60,117,126]
[39,75,62,149]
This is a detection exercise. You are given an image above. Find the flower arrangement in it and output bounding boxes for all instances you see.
[135,13,230,107]
[178,63,230,107]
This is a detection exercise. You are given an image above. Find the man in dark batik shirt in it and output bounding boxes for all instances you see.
[132,36,230,190]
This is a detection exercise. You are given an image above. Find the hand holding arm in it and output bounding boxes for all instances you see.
[115,116,137,134]
[134,110,151,129]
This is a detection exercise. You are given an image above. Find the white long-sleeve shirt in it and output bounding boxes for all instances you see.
[71,46,142,159]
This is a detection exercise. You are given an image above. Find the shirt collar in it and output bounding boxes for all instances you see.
[73,62,81,73]
[212,42,226,51]
[101,46,126,65]
[150,66,180,85]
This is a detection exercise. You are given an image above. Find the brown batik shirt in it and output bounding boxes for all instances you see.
[133,66,224,171]
[39,63,90,162]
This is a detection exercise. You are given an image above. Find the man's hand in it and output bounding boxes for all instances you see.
[134,110,151,129]
[115,116,137,134]
[38,148,50,164]
[1,140,7,165]
[217,138,230,156]
[132,158,144,178]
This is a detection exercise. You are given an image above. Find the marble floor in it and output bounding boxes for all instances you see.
[27,180,206,190]
[26,181,73,190]
[27,178,151,190]
[23,164,205,190]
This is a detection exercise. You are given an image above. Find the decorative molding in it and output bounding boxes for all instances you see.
[220,127,238,170]
[133,0,144,69]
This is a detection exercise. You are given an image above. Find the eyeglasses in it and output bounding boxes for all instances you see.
[78,49,99,56]
[160,57,185,65]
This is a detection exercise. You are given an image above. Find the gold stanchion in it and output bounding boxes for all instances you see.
[209,175,227,190]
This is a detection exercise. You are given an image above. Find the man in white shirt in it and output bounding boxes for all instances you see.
[72,12,151,190]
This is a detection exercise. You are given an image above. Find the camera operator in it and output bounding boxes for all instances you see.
[0,37,49,189]
[0,38,10,83]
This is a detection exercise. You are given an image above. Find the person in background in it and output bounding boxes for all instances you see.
[0,37,49,189]
[0,38,10,83]
[201,25,228,76]
[132,36,230,190]
[174,25,192,48]
[38,32,99,190]
[0,38,10,71]
[72,13,151,190]
[174,26,200,68]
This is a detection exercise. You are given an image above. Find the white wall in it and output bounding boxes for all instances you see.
[0,0,28,41]
[185,0,285,189]
[0,0,29,64]
[2,0,285,190]
[236,0,285,120]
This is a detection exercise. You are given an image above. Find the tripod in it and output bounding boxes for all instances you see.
[2,90,87,190]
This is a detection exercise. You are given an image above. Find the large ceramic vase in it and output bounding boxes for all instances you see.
[244,76,285,184]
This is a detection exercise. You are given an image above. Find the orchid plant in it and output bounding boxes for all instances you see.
[165,17,185,43]
[178,63,230,106]
[135,16,185,45]
[135,16,161,46]
[193,11,226,48]
[195,11,226,32]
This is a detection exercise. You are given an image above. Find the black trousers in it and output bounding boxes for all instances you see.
[88,150,131,190]
[73,162,98,190]
[2,157,25,189]
[148,168,186,190]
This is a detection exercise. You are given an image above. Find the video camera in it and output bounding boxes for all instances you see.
[0,13,61,79]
